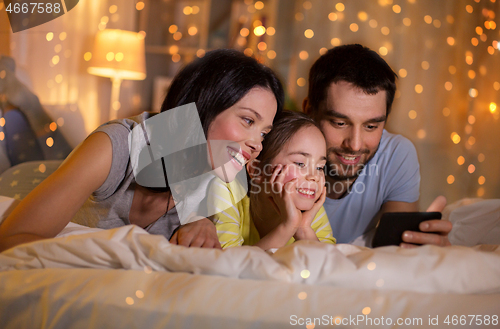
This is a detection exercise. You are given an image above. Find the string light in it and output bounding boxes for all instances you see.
[240,28,249,37]
[255,1,264,10]
[254,26,266,36]
[489,102,497,113]
[299,51,309,60]
[358,11,368,21]
[331,38,341,46]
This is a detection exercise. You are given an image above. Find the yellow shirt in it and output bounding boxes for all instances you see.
[208,178,336,249]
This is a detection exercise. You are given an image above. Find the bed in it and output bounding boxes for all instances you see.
[1,189,500,328]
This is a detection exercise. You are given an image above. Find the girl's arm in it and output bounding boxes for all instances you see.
[0,132,113,252]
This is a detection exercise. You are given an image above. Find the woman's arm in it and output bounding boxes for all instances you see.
[0,132,113,252]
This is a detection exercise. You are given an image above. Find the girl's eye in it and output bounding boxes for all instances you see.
[294,162,305,168]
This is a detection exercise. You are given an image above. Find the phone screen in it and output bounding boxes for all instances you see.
[372,212,442,248]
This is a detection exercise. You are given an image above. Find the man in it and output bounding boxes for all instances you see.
[303,44,452,247]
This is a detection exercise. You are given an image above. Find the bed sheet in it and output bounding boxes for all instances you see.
[1,267,500,329]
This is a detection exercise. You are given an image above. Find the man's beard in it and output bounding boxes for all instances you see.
[325,147,376,181]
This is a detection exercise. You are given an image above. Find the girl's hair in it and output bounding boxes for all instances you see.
[161,48,284,136]
[254,110,322,175]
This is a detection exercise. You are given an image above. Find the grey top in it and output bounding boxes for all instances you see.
[71,112,180,239]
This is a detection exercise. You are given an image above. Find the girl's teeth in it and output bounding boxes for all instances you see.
[228,149,246,166]
[297,188,314,195]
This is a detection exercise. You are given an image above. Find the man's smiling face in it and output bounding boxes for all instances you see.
[318,81,387,181]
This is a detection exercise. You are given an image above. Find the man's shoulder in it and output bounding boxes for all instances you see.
[380,129,415,151]
[376,130,417,161]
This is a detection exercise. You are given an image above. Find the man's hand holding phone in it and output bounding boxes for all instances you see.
[373,196,452,248]
[401,196,452,248]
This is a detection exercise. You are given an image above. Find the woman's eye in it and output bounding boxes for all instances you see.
[294,162,305,168]
[317,166,325,171]
[243,117,254,125]
[260,131,268,138]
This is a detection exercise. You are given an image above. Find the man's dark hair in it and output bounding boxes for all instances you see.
[307,44,397,117]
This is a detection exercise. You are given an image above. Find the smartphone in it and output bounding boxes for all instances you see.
[372,212,442,248]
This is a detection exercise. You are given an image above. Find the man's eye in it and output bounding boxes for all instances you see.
[294,162,305,168]
[330,120,345,127]
[366,124,378,130]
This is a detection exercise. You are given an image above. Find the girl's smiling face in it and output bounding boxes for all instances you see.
[207,87,277,182]
[269,125,327,211]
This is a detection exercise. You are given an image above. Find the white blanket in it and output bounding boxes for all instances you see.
[1,223,499,295]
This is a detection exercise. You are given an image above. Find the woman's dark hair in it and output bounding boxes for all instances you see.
[253,110,322,175]
[161,49,284,136]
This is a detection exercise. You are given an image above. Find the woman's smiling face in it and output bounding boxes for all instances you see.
[207,87,277,182]
[269,125,327,211]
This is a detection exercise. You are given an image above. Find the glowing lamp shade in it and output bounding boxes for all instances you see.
[88,29,146,120]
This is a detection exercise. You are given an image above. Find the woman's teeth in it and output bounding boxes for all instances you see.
[228,149,246,166]
[297,188,314,195]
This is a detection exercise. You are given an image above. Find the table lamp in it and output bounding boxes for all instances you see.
[87,29,146,120]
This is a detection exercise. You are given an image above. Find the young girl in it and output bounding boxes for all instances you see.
[0,49,284,252]
[209,110,336,250]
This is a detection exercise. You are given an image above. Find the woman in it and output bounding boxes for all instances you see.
[0,49,284,252]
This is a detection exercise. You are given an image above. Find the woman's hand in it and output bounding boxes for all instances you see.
[170,217,221,249]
